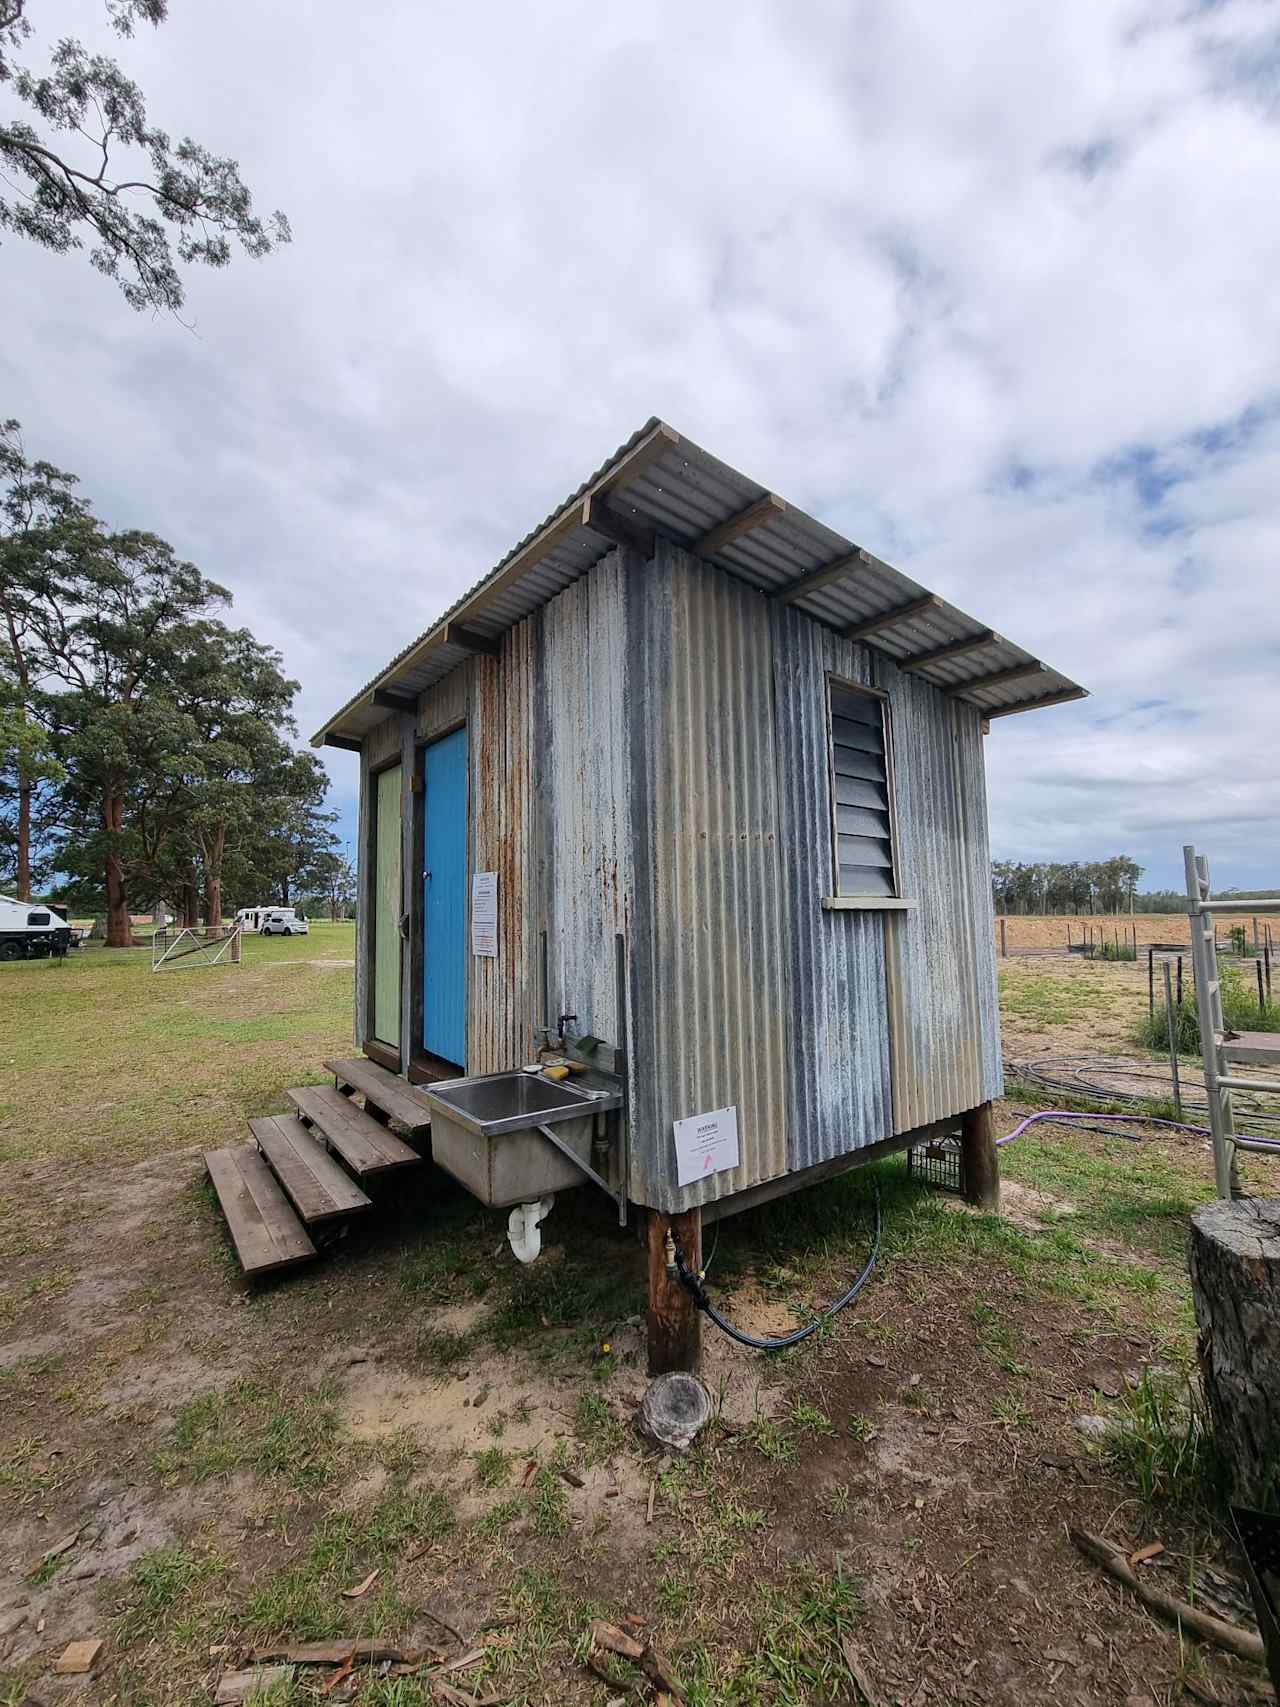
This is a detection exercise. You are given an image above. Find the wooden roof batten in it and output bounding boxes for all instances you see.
[985,685,1089,719]
[900,630,997,672]
[843,594,940,642]
[772,548,871,605]
[693,492,787,558]
[947,660,1049,700]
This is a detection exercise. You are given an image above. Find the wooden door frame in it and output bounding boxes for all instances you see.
[363,753,403,1071]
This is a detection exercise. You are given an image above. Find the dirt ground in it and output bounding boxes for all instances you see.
[2,944,1276,1705]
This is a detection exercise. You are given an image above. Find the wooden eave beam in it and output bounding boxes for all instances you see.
[371,688,417,712]
[947,660,1048,699]
[693,492,787,559]
[772,548,869,605]
[580,494,656,559]
[984,686,1089,719]
[900,629,997,672]
[322,733,362,752]
[844,593,940,642]
[445,622,502,657]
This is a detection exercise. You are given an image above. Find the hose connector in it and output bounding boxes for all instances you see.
[663,1229,676,1276]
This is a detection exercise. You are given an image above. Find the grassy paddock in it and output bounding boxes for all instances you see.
[0,923,355,1166]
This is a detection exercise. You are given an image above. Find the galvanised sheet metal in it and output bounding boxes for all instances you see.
[881,663,1002,1130]
[468,619,537,1074]
[627,543,790,1214]
[364,713,401,769]
[541,550,632,1048]
[771,605,892,1168]
[315,421,1084,745]
[416,663,468,742]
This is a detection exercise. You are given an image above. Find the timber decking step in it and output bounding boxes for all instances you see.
[286,1084,422,1176]
[322,1056,434,1136]
[249,1114,373,1224]
[204,1144,317,1277]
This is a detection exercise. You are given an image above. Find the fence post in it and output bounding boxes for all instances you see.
[1163,958,1183,1120]
[1258,959,1266,1018]
[1148,947,1154,1017]
[1176,955,1183,1008]
[1000,916,1007,958]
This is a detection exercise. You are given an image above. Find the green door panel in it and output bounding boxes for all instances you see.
[373,762,402,1047]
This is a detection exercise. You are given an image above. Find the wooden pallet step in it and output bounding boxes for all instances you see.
[287,1084,422,1176]
[322,1056,434,1136]
[205,1144,317,1277]
[249,1114,373,1224]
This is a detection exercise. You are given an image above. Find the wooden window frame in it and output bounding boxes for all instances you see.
[822,674,915,912]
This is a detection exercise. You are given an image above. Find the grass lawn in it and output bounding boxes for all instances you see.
[0,940,1272,1706]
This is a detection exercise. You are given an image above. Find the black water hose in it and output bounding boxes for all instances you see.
[672,1185,882,1351]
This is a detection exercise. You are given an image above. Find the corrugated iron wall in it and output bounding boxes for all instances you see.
[771,605,893,1169]
[881,661,1003,1129]
[468,622,537,1073]
[357,542,1002,1211]
[541,551,632,1045]
[627,544,791,1214]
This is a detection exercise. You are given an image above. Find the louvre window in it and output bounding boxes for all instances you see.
[827,681,897,898]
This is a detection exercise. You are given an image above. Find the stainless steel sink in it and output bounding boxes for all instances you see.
[422,1071,622,1207]
[425,1070,617,1136]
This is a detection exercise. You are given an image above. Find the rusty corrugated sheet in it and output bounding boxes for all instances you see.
[627,542,790,1214]
[883,665,1002,1129]
[771,605,893,1167]
[467,621,537,1074]
[417,664,468,742]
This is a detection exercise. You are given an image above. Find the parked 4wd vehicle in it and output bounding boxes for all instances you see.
[259,908,309,937]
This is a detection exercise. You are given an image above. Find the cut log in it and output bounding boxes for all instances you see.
[1189,1198,1280,1509]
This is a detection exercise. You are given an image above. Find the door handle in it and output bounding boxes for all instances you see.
[399,912,410,939]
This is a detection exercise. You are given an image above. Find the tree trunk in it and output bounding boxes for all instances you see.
[1189,1198,1280,1509]
[102,786,132,948]
[280,875,291,907]
[202,823,226,935]
[16,775,32,901]
[181,876,199,929]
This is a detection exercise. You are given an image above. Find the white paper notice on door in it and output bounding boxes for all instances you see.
[672,1104,740,1188]
[471,871,498,957]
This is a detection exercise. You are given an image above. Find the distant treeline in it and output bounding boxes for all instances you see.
[993,857,1277,915]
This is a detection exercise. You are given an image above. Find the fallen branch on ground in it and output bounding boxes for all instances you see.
[1069,1528,1265,1665]
[588,1620,685,1701]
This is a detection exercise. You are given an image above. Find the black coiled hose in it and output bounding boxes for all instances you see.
[672,1184,882,1350]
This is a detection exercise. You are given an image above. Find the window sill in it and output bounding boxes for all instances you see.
[821,896,918,912]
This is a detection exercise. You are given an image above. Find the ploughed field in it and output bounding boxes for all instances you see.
[995,911,1200,952]
[0,927,1273,1705]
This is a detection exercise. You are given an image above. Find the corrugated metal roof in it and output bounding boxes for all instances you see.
[313,418,1086,744]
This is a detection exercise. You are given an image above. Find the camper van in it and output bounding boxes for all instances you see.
[238,906,308,937]
[0,895,72,961]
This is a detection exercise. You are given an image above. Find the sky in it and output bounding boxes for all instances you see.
[3,0,1279,892]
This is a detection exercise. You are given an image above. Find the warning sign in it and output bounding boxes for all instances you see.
[672,1104,740,1189]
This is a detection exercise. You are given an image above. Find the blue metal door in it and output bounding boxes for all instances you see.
[423,726,468,1066]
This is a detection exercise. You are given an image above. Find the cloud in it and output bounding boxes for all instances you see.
[2,0,1278,887]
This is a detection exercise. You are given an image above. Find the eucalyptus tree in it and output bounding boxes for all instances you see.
[0,0,289,313]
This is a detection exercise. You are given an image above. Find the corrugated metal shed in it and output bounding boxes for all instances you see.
[313,421,1086,746]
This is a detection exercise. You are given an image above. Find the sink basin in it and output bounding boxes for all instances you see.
[425,1071,617,1137]
[422,1071,622,1208]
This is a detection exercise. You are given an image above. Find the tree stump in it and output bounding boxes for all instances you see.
[1189,1198,1280,1507]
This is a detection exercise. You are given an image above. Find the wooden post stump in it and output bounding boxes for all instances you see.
[960,1101,999,1211]
[646,1208,702,1376]
[1190,1198,1280,1507]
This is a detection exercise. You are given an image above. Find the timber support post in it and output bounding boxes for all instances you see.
[646,1207,702,1375]
[960,1101,999,1211]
